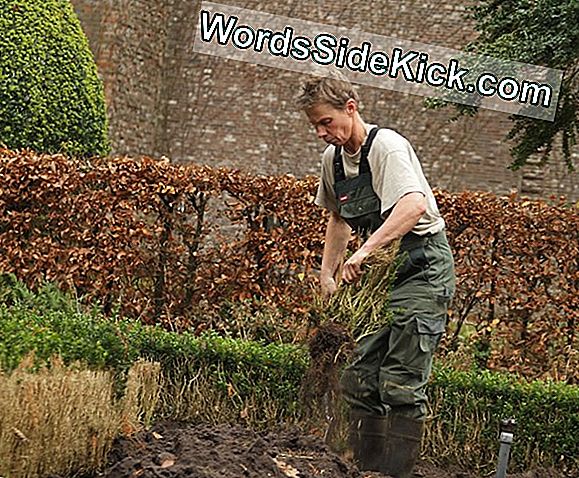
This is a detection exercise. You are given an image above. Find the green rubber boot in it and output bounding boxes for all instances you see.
[347,409,389,472]
[348,411,423,478]
[382,414,423,478]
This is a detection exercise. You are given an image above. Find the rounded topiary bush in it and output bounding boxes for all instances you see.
[0,0,110,157]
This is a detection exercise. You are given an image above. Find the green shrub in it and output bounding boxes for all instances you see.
[0,0,110,156]
[0,276,140,372]
[0,276,309,423]
[136,329,309,424]
[427,366,579,474]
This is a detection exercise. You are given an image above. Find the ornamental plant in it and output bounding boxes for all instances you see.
[0,0,110,156]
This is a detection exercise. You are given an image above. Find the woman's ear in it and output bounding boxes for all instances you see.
[345,98,358,115]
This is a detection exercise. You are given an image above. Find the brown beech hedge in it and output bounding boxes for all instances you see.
[1,149,577,381]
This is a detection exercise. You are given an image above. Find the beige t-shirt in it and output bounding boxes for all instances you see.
[314,123,445,236]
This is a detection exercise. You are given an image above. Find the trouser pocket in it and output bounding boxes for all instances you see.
[416,315,446,353]
[379,315,446,413]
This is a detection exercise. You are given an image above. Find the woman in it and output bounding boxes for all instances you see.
[297,73,455,478]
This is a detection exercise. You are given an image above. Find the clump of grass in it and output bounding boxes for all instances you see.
[304,241,401,449]
[120,359,163,433]
[0,356,118,477]
[0,356,161,478]
[313,240,401,342]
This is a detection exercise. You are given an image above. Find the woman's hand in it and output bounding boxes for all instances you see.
[342,248,370,283]
[320,275,338,299]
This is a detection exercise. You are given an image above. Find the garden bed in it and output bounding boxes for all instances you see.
[90,421,566,478]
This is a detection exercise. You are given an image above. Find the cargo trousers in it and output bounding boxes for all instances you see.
[340,230,455,420]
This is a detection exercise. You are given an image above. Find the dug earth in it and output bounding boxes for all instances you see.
[85,421,565,478]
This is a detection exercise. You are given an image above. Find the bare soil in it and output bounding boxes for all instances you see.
[90,421,566,478]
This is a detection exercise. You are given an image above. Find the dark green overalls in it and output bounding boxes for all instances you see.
[334,127,456,421]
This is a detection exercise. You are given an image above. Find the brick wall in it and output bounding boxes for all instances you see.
[72,0,577,200]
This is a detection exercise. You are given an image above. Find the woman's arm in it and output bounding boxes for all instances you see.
[320,211,351,297]
[342,192,426,283]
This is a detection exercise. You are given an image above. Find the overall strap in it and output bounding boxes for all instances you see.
[333,127,382,180]
[333,145,346,182]
[359,126,381,174]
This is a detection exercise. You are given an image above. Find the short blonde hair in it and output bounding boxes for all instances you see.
[295,71,359,110]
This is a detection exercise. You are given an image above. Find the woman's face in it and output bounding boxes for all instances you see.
[305,100,356,146]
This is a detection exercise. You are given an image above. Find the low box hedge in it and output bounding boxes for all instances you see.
[1,277,577,474]
[427,365,579,474]
[0,275,308,421]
